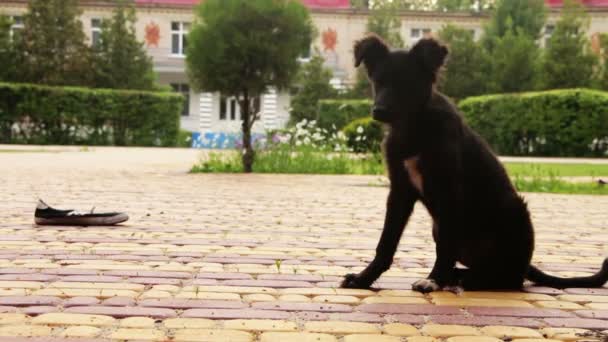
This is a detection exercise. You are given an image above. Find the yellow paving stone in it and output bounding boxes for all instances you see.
[49,281,145,291]
[32,313,116,326]
[313,295,360,304]
[0,281,43,289]
[260,332,337,342]
[163,318,216,329]
[305,321,381,334]
[0,313,28,325]
[60,326,101,338]
[176,292,242,301]
[432,297,534,308]
[420,324,481,337]
[460,291,555,301]
[153,285,181,293]
[585,302,608,309]
[428,292,458,300]
[281,288,338,296]
[362,296,428,304]
[33,288,139,298]
[406,337,439,342]
[377,290,425,297]
[140,290,173,299]
[0,325,53,337]
[480,326,543,339]
[120,317,156,328]
[223,319,298,332]
[174,329,253,342]
[278,294,311,302]
[558,295,608,303]
[110,328,166,341]
[383,323,419,336]
[195,286,277,295]
[66,264,152,271]
[446,337,502,342]
[511,339,562,342]
[0,289,27,296]
[335,288,377,297]
[242,294,276,302]
[535,300,584,310]
[343,334,401,342]
[540,327,592,341]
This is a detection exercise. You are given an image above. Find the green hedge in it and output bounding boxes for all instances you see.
[0,82,183,146]
[343,116,384,153]
[317,99,371,131]
[459,89,608,157]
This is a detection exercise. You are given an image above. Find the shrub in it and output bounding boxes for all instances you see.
[0,82,182,146]
[317,99,371,131]
[343,116,385,153]
[459,88,608,157]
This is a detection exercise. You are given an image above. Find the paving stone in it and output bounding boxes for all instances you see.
[260,332,337,342]
[405,338,439,342]
[427,315,543,328]
[120,316,157,328]
[445,337,502,342]
[252,301,352,312]
[544,317,608,329]
[182,309,290,320]
[59,326,102,338]
[0,296,61,306]
[535,300,585,310]
[479,326,543,339]
[420,324,481,337]
[140,298,248,309]
[174,329,253,342]
[0,325,53,337]
[466,307,573,318]
[343,335,401,342]
[65,306,177,318]
[540,327,592,341]
[223,319,298,332]
[32,313,116,326]
[163,318,216,329]
[110,328,166,341]
[433,297,534,308]
[0,313,28,324]
[305,321,380,334]
[358,304,461,315]
[382,323,419,336]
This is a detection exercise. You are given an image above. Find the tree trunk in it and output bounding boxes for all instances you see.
[240,93,255,173]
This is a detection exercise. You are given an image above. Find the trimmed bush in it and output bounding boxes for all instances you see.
[459,89,608,157]
[0,82,182,146]
[317,99,371,131]
[343,116,385,153]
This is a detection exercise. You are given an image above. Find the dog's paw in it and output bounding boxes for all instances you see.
[412,278,441,293]
[341,273,373,289]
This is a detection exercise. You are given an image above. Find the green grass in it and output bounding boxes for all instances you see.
[504,162,608,177]
[192,151,608,195]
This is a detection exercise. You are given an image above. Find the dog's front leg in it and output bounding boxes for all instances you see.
[342,185,417,289]
[412,226,458,292]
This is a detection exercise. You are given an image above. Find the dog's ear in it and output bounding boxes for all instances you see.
[354,34,389,69]
[410,38,449,72]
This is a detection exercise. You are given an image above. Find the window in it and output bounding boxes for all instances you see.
[544,25,555,48]
[410,28,431,45]
[91,18,102,47]
[10,16,23,41]
[219,96,261,121]
[170,83,190,116]
[171,21,190,56]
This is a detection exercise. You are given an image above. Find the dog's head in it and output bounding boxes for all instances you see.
[354,34,448,124]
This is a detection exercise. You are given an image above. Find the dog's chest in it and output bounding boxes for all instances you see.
[403,157,423,195]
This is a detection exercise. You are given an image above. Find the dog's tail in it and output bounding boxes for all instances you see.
[526,258,608,288]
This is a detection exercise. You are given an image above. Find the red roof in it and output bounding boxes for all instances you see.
[134,0,350,9]
[546,0,608,7]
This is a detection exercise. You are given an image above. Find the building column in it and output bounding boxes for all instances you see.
[199,92,213,133]
[261,88,278,130]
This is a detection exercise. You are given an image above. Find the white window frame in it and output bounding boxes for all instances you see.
[219,96,261,121]
[171,21,190,57]
[410,28,431,45]
[91,18,102,47]
[9,15,24,40]
[171,83,190,116]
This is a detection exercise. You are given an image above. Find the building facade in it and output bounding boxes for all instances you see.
[2,0,608,147]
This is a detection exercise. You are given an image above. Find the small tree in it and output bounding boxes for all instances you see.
[0,15,17,82]
[16,0,91,86]
[92,1,157,90]
[187,0,313,172]
[437,24,487,100]
[482,0,546,51]
[539,0,597,90]
[289,53,337,125]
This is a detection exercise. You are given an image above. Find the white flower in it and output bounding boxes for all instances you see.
[356,136,361,141]
[309,120,317,127]
[303,137,311,145]
[326,154,333,160]
[334,144,341,152]
[296,140,302,146]
[312,132,323,141]
[356,126,364,134]
[362,136,367,140]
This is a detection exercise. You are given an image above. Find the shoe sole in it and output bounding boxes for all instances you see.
[34,213,129,226]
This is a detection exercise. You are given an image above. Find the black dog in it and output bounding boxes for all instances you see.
[341,34,608,292]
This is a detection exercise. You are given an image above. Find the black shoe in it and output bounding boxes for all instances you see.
[34,199,128,226]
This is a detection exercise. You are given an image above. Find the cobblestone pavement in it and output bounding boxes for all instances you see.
[0,146,607,341]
